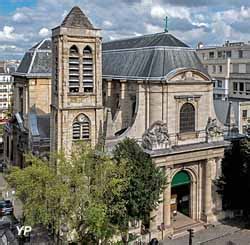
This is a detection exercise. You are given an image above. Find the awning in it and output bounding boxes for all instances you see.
[171,171,191,187]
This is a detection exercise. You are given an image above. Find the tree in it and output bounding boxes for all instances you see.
[7,144,127,244]
[7,139,166,243]
[112,137,166,234]
[216,137,250,215]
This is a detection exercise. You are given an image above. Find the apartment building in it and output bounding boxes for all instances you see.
[197,41,250,100]
[0,67,13,120]
[197,41,250,136]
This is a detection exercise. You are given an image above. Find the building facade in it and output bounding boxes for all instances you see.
[5,6,228,240]
[50,7,103,154]
[197,42,250,136]
[0,67,13,120]
[197,41,250,101]
[4,39,51,167]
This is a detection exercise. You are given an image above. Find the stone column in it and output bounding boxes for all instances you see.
[215,158,223,213]
[163,167,171,227]
[120,80,129,128]
[106,80,112,108]
[203,158,213,222]
[162,84,167,123]
[120,80,126,99]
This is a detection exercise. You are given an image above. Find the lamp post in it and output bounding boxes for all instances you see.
[187,229,194,245]
[157,222,165,241]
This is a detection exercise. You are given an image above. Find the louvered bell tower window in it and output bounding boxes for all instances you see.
[69,45,80,93]
[83,46,93,93]
[72,114,90,140]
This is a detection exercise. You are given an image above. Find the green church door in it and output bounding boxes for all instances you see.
[171,171,191,217]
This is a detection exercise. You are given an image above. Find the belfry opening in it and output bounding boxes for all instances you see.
[171,170,191,217]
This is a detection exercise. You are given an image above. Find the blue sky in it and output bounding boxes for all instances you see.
[1,0,250,60]
[0,1,36,15]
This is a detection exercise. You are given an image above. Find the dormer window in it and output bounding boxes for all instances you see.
[83,46,93,93]
[69,45,80,93]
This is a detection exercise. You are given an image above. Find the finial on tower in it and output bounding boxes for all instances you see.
[164,16,168,32]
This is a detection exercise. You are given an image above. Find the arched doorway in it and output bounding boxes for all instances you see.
[171,170,191,217]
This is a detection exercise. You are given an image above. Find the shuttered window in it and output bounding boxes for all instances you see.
[83,46,93,93]
[73,123,81,139]
[72,114,90,140]
[69,46,80,93]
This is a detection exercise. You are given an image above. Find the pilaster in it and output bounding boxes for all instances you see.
[202,158,214,222]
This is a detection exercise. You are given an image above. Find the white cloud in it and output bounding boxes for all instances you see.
[0,45,23,52]
[12,12,29,22]
[103,20,113,28]
[0,26,28,43]
[151,5,166,19]
[145,23,162,34]
[173,28,209,46]
[39,27,50,37]
[150,4,191,21]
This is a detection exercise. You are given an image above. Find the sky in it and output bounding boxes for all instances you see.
[1,0,250,60]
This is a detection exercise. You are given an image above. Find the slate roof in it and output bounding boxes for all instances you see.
[37,114,50,139]
[29,111,50,139]
[61,6,94,29]
[102,32,209,81]
[214,99,239,126]
[14,32,208,81]
[15,38,51,77]
[103,32,188,51]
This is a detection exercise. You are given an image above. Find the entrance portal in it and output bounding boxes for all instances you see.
[171,171,191,217]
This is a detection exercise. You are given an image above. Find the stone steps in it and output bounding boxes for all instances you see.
[170,222,205,239]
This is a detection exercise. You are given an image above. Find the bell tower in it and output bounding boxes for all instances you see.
[50,6,103,154]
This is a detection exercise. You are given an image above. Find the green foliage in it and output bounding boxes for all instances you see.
[112,137,166,231]
[216,138,250,213]
[0,124,4,135]
[7,138,166,243]
[7,144,125,243]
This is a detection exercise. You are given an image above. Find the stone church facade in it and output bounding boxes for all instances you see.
[5,6,227,239]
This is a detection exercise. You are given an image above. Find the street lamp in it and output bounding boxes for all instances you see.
[157,223,165,240]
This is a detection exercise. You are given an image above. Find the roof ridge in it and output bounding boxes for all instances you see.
[103,46,194,53]
[104,32,167,44]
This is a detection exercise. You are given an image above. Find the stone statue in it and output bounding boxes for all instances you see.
[142,121,171,150]
[206,117,223,138]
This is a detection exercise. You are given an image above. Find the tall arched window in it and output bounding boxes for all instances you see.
[69,45,80,93]
[83,46,93,93]
[72,114,90,140]
[180,103,195,133]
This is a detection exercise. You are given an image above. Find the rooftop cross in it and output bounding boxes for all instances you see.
[164,16,168,32]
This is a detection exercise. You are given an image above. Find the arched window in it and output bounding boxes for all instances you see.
[69,45,80,93]
[83,46,93,93]
[72,114,90,140]
[180,103,195,133]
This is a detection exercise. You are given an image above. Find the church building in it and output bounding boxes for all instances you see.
[5,6,228,239]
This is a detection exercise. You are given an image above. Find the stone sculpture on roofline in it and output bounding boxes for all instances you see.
[205,117,223,142]
[142,121,171,150]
